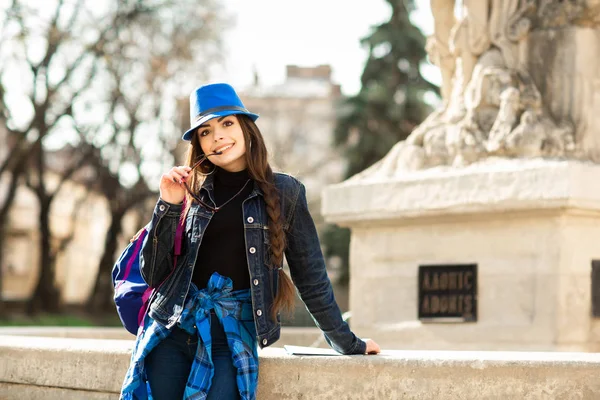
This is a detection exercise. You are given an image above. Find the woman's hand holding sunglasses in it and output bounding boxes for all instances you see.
[159,166,191,205]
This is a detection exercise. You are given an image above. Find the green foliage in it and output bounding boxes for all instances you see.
[324,0,439,275]
[322,224,351,283]
[334,0,438,178]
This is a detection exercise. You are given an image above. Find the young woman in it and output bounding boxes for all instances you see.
[120,83,380,400]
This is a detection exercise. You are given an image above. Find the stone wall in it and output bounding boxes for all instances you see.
[2,334,600,399]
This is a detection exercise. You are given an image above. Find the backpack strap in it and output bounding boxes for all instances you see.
[174,218,184,257]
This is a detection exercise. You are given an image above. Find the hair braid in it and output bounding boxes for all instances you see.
[257,169,296,321]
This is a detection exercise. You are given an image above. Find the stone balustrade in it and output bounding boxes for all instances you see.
[2,331,600,399]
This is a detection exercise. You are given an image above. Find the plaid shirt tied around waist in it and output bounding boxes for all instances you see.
[120,272,259,400]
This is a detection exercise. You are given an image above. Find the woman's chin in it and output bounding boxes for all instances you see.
[215,155,246,172]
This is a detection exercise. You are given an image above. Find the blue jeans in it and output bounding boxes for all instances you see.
[145,313,240,399]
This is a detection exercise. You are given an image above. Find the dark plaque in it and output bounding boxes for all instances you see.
[592,260,600,317]
[418,264,477,322]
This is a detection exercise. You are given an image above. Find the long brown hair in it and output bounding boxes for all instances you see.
[182,114,295,321]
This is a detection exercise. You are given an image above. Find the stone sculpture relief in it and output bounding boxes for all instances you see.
[352,0,594,180]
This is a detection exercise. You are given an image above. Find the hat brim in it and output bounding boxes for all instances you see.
[182,110,259,141]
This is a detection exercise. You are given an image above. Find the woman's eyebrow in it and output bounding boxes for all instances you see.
[198,116,228,129]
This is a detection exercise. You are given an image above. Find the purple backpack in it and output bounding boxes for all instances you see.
[112,219,184,335]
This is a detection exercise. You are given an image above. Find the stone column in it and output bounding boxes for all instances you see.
[323,1,600,351]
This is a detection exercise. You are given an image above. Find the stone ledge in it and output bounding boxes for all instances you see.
[0,325,326,346]
[259,348,600,399]
[322,159,600,226]
[0,335,132,393]
[2,335,600,399]
[0,382,115,400]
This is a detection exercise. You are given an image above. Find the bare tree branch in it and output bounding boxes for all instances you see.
[35,0,65,73]
[64,0,85,32]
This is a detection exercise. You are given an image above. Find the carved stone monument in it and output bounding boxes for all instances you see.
[323,0,600,351]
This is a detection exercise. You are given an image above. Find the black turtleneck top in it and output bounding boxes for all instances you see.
[192,167,254,290]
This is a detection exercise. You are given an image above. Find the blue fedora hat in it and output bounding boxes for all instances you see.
[182,83,259,141]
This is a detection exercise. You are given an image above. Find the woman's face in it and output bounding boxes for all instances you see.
[196,114,247,172]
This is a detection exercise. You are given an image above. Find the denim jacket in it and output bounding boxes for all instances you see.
[139,172,366,355]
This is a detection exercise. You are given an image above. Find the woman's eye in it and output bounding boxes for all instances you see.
[200,129,209,137]
[223,120,233,127]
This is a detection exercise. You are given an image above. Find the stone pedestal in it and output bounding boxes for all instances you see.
[322,159,600,351]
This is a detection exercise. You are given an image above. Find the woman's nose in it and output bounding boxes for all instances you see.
[213,127,223,141]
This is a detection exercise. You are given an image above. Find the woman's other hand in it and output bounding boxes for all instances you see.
[364,339,381,355]
[159,166,191,205]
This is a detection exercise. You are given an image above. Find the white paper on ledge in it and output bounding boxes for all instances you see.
[283,345,343,356]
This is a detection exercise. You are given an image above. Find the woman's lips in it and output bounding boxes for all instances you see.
[214,143,234,154]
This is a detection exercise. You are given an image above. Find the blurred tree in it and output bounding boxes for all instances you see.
[0,0,224,314]
[323,0,439,283]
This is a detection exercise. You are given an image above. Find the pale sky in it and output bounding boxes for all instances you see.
[214,0,438,96]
